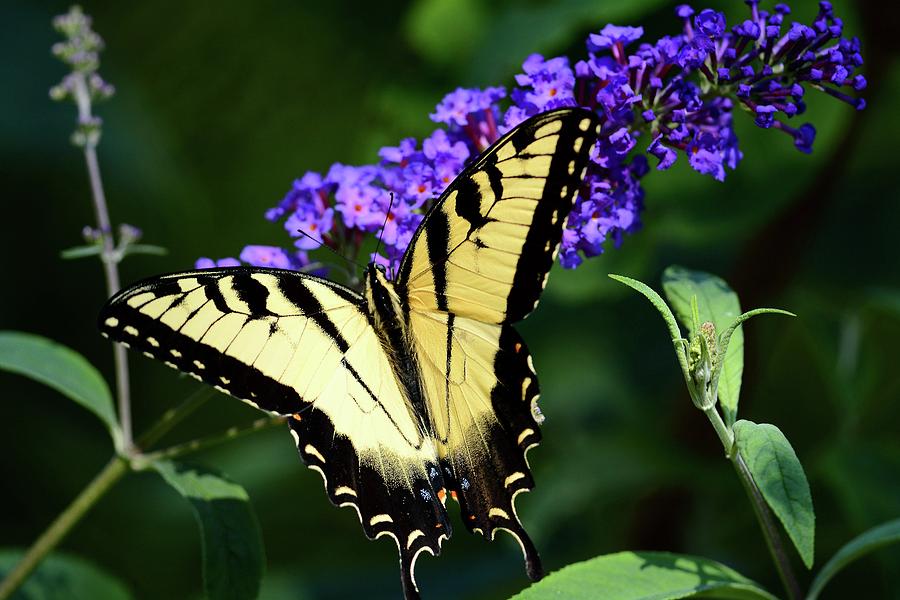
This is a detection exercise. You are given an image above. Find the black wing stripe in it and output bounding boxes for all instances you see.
[425,209,451,312]
[277,275,352,352]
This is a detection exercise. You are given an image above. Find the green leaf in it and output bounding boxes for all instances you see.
[0,549,132,600]
[122,243,168,256]
[733,420,815,568]
[662,266,743,425]
[152,461,265,600]
[0,331,120,446]
[807,518,900,600]
[510,551,778,600]
[59,244,102,260]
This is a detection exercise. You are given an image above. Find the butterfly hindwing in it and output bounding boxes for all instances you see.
[99,268,451,591]
[410,311,543,577]
[397,108,602,324]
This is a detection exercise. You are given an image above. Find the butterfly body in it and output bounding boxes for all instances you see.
[100,108,602,598]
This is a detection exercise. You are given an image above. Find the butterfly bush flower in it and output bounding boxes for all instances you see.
[204,1,865,274]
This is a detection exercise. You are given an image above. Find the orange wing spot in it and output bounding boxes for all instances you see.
[450,491,458,501]
[514,342,522,353]
[291,413,303,421]
[436,523,443,529]
[437,489,447,503]
[468,515,475,521]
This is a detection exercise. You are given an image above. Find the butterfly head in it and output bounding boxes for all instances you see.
[363,263,402,326]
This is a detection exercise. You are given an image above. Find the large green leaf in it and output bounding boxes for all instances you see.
[0,550,132,600]
[662,266,743,425]
[807,518,900,600]
[733,420,815,568]
[511,551,777,600]
[152,461,265,600]
[0,331,120,445]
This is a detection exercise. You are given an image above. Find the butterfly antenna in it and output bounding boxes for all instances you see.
[295,228,364,271]
[373,192,395,261]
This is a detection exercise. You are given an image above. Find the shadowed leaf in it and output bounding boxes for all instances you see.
[0,549,132,600]
[152,461,265,600]
[734,420,815,568]
[510,551,778,599]
[0,331,120,446]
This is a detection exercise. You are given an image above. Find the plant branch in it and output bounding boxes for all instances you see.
[0,386,215,598]
[0,456,129,600]
[136,387,216,450]
[72,72,132,452]
[136,415,286,467]
[732,452,802,600]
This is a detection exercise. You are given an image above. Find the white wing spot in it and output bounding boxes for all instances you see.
[142,351,154,358]
[335,486,358,498]
[220,376,231,385]
[531,397,545,424]
[517,429,535,445]
[123,325,139,337]
[147,337,159,347]
[370,514,393,526]
[573,137,583,153]
[461,477,470,491]
[104,317,119,328]
[419,489,432,502]
[560,184,568,198]
[193,360,205,370]
[505,472,526,487]
[304,444,326,463]
[489,507,510,520]
[567,160,576,175]
[579,118,592,131]
[170,349,182,358]
[407,530,425,549]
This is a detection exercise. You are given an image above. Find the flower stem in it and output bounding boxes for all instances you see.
[702,405,801,599]
[72,72,132,451]
[136,387,215,450]
[733,449,803,600]
[136,415,286,467]
[0,387,215,598]
[0,456,129,600]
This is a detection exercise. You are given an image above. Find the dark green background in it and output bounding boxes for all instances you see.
[2,0,898,598]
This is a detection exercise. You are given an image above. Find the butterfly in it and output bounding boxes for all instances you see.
[99,107,601,599]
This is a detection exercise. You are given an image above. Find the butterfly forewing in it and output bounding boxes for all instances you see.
[397,108,602,324]
[99,267,451,589]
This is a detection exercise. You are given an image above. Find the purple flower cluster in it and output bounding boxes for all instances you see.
[199,1,865,274]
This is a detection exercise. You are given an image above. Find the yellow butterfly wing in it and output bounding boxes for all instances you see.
[397,108,602,324]
[99,268,451,590]
[398,108,601,578]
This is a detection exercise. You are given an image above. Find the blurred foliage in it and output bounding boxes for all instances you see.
[1,0,898,599]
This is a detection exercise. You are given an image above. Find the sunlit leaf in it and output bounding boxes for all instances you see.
[123,244,168,256]
[59,244,102,260]
[0,331,120,446]
[510,551,778,599]
[733,420,815,568]
[807,518,900,600]
[662,266,743,425]
[152,461,265,600]
[0,549,132,600]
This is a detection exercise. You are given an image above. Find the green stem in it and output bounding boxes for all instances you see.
[136,387,215,450]
[0,456,129,600]
[703,406,735,454]
[0,388,218,598]
[72,71,132,451]
[733,452,803,600]
[137,415,285,466]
